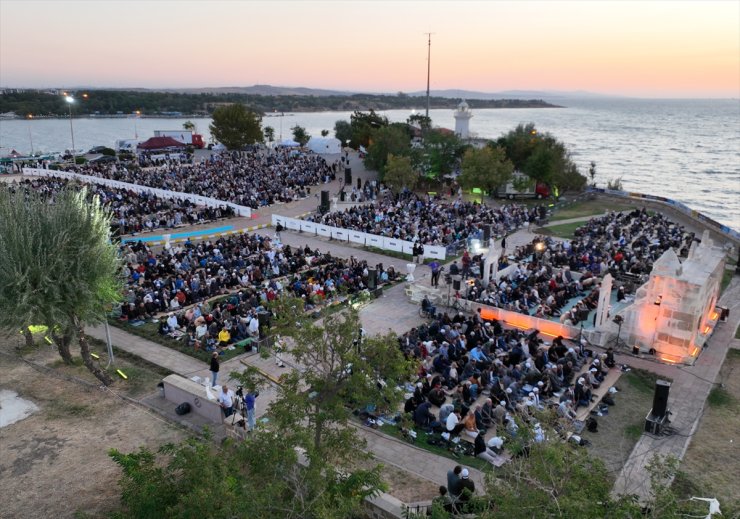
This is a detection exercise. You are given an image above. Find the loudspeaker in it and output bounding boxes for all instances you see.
[482,225,491,242]
[344,168,352,184]
[357,177,362,189]
[453,279,461,291]
[367,269,377,290]
[320,190,330,213]
[652,380,671,418]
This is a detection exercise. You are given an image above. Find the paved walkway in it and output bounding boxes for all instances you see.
[612,276,740,500]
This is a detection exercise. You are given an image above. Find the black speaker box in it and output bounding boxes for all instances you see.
[652,379,671,418]
[367,269,377,290]
[357,177,362,189]
[482,225,491,242]
[320,190,330,213]
[344,168,352,184]
[453,279,461,291]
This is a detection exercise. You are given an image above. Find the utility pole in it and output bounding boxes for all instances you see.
[424,32,434,120]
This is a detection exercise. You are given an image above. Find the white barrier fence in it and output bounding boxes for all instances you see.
[273,214,447,260]
[22,167,252,218]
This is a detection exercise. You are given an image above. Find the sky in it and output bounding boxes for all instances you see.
[1,0,738,98]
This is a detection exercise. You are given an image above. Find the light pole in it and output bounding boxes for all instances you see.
[65,95,76,163]
[27,114,34,155]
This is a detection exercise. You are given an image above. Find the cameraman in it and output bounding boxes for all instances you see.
[244,390,258,431]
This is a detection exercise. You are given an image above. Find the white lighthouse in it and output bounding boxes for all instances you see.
[454,100,473,139]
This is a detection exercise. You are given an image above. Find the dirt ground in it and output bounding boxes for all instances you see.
[581,369,661,481]
[675,349,740,515]
[0,334,185,519]
[355,457,439,504]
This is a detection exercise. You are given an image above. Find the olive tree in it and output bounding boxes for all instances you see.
[209,104,263,150]
[0,185,123,385]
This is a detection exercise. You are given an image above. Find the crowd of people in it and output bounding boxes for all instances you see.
[120,234,400,352]
[459,208,695,326]
[8,177,235,235]
[66,148,335,209]
[397,308,615,469]
[306,190,544,247]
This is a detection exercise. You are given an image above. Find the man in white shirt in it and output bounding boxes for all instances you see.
[218,385,235,417]
[248,314,260,339]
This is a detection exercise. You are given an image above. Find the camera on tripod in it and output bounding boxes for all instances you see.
[235,385,244,398]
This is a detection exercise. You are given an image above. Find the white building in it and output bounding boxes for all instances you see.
[618,231,725,364]
[454,100,473,139]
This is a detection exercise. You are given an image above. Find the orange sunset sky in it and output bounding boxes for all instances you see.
[1,0,738,98]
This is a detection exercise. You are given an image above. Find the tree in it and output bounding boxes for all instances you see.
[109,299,411,518]
[407,113,431,132]
[291,125,310,146]
[0,186,123,384]
[363,124,411,177]
[384,154,418,193]
[263,125,275,143]
[350,110,389,148]
[209,104,263,150]
[421,129,465,179]
[321,129,329,137]
[459,146,513,196]
[334,120,352,146]
[268,297,413,460]
[182,120,195,132]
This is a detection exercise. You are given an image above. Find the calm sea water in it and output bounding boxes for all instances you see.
[1,98,738,230]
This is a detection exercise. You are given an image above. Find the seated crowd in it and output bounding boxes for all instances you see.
[119,235,400,351]
[65,148,334,209]
[8,177,234,235]
[306,189,544,247]
[397,310,616,465]
[461,208,695,325]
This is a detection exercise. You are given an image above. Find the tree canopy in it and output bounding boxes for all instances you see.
[459,145,513,195]
[363,124,411,178]
[209,104,263,150]
[495,123,586,191]
[384,154,418,193]
[0,185,123,384]
[291,125,310,146]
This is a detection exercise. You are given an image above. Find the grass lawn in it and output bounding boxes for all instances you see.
[673,349,740,516]
[549,198,642,222]
[736,324,740,340]
[538,221,584,239]
[377,423,490,472]
[581,369,665,482]
[49,335,172,398]
[720,268,734,294]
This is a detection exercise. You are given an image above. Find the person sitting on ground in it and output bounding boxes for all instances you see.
[474,431,500,465]
[413,401,438,429]
[439,402,456,425]
[428,383,447,407]
[446,409,465,436]
[557,399,577,421]
[463,409,479,438]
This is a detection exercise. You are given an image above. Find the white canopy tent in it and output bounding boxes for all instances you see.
[306,137,341,154]
[278,139,300,147]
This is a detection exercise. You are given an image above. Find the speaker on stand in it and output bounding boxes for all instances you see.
[357,177,362,189]
[320,190,330,214]
[344,168,352,185]
[367,269,377,290]
[645,379,671,435]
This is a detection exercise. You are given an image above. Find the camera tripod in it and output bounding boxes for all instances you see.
[608,317,628,350]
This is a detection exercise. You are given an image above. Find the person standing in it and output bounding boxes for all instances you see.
[457,468,475,509]
[244,391,257,431]
[446,465,463,499]
[210,352,220,387]
[218,385,235,418]
[429,260,441,287]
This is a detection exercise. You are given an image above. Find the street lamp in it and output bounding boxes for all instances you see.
[65,95,76,163]
[27,114,34,155]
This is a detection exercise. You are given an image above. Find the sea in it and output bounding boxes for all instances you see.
[1,98,738,231]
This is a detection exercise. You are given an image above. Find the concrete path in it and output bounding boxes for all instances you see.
[612,276,740,500]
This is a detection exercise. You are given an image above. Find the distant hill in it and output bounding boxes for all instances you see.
[406,88,616,100]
